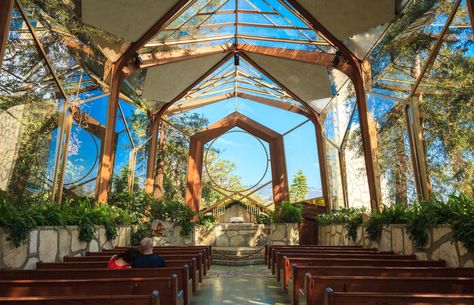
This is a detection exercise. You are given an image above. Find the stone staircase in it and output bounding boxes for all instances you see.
[212,247,265,266]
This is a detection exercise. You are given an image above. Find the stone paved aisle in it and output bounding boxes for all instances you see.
[190,265,291,305]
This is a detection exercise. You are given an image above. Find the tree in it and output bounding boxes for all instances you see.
[290,169,308,202]
[112,165,139,194]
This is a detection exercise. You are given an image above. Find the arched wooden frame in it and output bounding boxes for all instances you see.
[185,112,289,213]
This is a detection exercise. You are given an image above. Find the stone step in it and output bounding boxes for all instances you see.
[212,258,265,266]
[213,253,264,260]
[213,246,265,256]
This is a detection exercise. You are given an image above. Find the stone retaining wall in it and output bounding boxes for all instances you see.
[153,222,299,247]
[0,226,131,270]
[318,224,473,267]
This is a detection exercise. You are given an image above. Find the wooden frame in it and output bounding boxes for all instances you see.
[0,0,14,69]
[185,112,289,213]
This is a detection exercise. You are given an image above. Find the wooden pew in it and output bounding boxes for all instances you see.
[282,256,446,297]
[275,253,416,282]
[105,247,209,268]
[270,249,383,274]
[289,266,474,305]
[114,246,213,267]
[266,246,370,267]
[0,293,161,305]
[0,267,192,305]
[300,274,474,305]
[0,276,183,305]
[324,289,474,305]
[87,252,206,279]
[35,259,200,292]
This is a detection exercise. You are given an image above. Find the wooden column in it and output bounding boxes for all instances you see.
[467,0,474,32]
[145,114,160,194]
[185,112,289,213]
[405,96,431,200]
[354,70,382,211]
[313,117,331,212]
[96,64,121,202]
[338,149,349,208]
[153,119,168,199]
[0,0,14,68]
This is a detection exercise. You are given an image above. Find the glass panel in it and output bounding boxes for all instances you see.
[61,123,101,197]
[344,107,371,209]
[367,94,416,205]
[323,80,356,147]
[324,139,344,209]
[417,0,474,198]
[370,0,458,100]
[0,8,61,198]
[284,121,322,201]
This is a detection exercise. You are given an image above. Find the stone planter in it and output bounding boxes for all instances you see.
[0,225,131,270]
[152,221,300,247]
[318,224,473,267]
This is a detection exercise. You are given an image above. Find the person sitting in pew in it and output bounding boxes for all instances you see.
[107,248,141,269]
[133,238,166,268]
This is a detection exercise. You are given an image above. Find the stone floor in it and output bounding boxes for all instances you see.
[190,265,291,305]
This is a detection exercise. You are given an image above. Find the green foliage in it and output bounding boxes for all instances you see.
[361,194,474,252]
[131,224,152,246]
[316,208,364,242]
[273,202,303,223]
[257,212,272,224]
[406,194,474,250]
[0,194,134,247]
[108,192,155,224]
[289,169,308,202]
[151,200,196,237]
[198,214,217,228]
[365,204,410,241]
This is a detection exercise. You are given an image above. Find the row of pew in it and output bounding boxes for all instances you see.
[265,245,474,305]
[0,245,212,305]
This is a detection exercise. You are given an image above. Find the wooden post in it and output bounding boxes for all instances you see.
[405,96,431,200]
[0,0,14,69]
[313,117,331,212]
[145,114,160,194]
[0,0,15,68]
[468,0,474,31]
[153,118,168,200]
[338,149,349,208]
[96,63,121,202]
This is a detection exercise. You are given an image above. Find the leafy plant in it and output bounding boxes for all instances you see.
[198,214,216,228]
[273,202,303,223]
[151,200,196,237]
[365,204,410,242]
[257,212,271,224]
[316,208,364,242]
[131,224,151,246]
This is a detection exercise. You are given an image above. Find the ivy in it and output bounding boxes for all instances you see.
[317,208,365,242]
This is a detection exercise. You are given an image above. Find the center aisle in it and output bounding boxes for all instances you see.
[190,265,291,305]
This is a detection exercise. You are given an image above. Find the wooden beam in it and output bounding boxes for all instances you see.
[144,112,160,194]
[313,117,331,212]
[0,0,14,69]
[140,44,234,68]
[95,0,192,202]
[468,0,474,32]
[95,65,121,202]
[237,92,310,117]
[338,149,349,208]
[185,112,289,213]
[166,92,236,115]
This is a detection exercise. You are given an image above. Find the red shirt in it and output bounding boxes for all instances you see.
[107,256,130,269]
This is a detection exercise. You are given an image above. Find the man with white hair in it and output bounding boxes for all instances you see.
[132,237,165,268]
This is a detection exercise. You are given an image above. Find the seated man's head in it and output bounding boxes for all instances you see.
[140,237,154,254]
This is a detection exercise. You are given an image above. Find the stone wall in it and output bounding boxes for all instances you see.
[153,222,299,247]
[0,226,131,270]
[318,224,473,267]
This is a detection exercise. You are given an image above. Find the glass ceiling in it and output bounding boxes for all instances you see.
[167,54,309,117]
[140,0,336,56]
